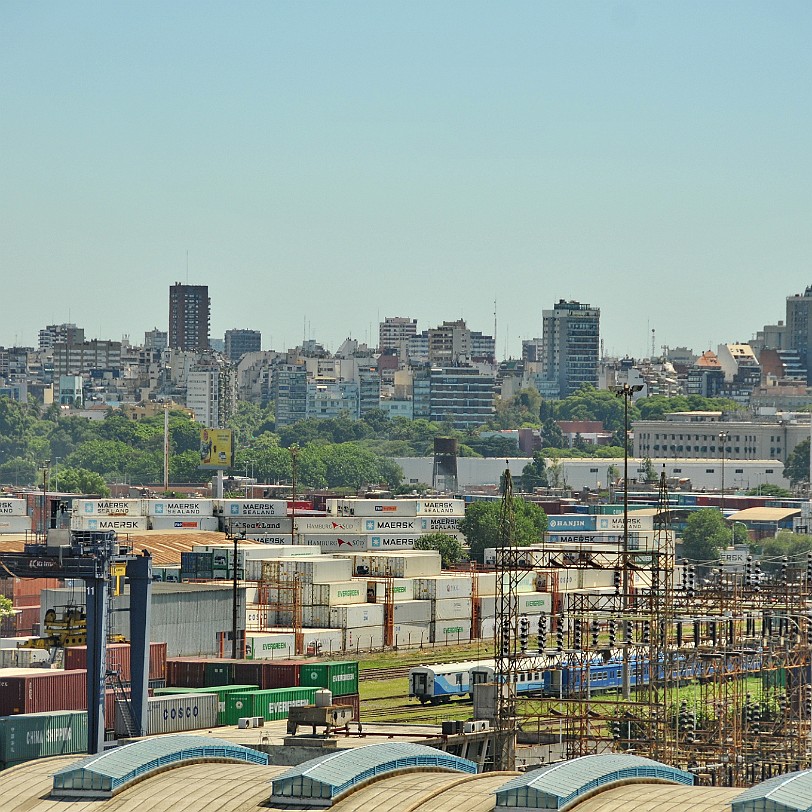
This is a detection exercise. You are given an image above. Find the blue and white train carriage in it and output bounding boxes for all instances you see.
[409,660,495,704]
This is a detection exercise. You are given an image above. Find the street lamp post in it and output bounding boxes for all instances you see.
[610,383,643,701]
[289,444,300,545]
[719,430,730,513]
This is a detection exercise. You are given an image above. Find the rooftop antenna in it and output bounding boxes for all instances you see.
[493,298,497,354]
[651,328,656,359]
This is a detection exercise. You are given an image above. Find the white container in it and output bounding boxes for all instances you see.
[0,648,51,668]
[300,606,331,628]
[479,595,496,618]
[123,693,219,735]
[307,582,367,606]
[432,598,473,621]
[328,498,419,517]
[245,534,309,545]
[315,689,333,707]
[146,499,213,516]
[415,575,473,600]
[367,534,420,550]
[215,499,288,516]
[480,617,497,638]
[431,621,472,644]
[580,569,617,589]
[294,516,363,534]
[362,517,419,532]
[305,534,369,551]
[0,516,32,534]
[343,625,384,650]
[368,579,415,602]
[245,631,296,659]
[329,604,384,629]
[595,514,654,532]
[287,557,353,583]
[300,627,343,656]
[519,593,553,614]
[392,600,432,624]
[225,517,293,534]
[0,499,26,516]
[368,552,442,578]
[70,516,148,532]
[418,516,462,532]
[73,499,145,516]
[149,516,220,531]
[392,623,431,647]
[475,572,497,596]
[416,499,466,516]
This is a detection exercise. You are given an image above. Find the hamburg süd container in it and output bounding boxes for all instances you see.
[0,711,88,764]
[224,687,317,725]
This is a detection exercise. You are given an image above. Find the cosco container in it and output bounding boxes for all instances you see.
[120,693,219,736]
[328,604,384,629]
[391,600,432,625]
[224,687,317,725]
[0,670,87,716]
[214,499,288,517]
[431,598,473,621]
[146,499,213,516]
[153,685,259,725]
[297,661,359,697]
[0,710,88,763]
[414,575,473,600]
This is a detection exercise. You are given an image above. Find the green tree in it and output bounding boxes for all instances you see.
[521,452,548,492]
[641,456,658,483]
[784,439,809,488]
[413,533,464,568]
[679,508,731,569]
[0,594,13,622]
[540,419,566,449]
[754,530,812,573]
[744,483,792,498]
[52,467,110,496]
[460,499,547,563]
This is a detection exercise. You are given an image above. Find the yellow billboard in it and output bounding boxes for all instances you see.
[199,428,234,470]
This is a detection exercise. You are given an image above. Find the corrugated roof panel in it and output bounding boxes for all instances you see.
[733,770,812,812]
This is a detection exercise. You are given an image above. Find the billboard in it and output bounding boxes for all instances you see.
[199,428,234,469]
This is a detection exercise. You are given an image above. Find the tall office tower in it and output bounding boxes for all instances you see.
[786,286,812,378]
[224,329,261,362]
[541,300,600,398]
[379,316,418,357]
[169,283,210,351]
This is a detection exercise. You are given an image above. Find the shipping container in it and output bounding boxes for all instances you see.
[416,500,466,516]
[0,711,88,763]
[431,598,473,621]
[0,498,27,516]
[391,600,432,625]
[244,535,309,546]
[368,552,441,578]
[547,515,597,532]
[328,604,384,629]
[414,575,474,600]
[180,552,215,581]
[305,582,367,606]
[0,516,33,534]
[333,693,360,721]
[214,499,288,517]
[392,623,431,647]
[232,659,307,689]
[0,648,50,669]
[297,661,359,696]
[284,558,353,583]
[70,516,148,532]
[367,578,415,603]
[222,517,293,534]
[224,687,317,725]
[73,499,145,516]
[152,566,181,583]
[293,517,363,534]
[0,670,87,716]
[327,499,420,517]
[149,516,220,531]
[518,594,552,614]
[153,685,259,724]
[418,516,461,532]
[64,642,167,683]
[367,535,420,550]
[343,626,384,650]
[146,499,214,516]
[119,693,219,735]
[166,657,234,688]
[245,632,297,660]
[475,572,497,596]
[431,622,472,644]
[361,517,421,533]
[300,629,343,656]
[304,534,370,551]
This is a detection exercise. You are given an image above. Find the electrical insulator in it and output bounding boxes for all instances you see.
[642,620,651,646]
[687,565,696,597]
[519,614,529,653]
[608,618,617,648]
[754,561,762,592]
[610,719,622,740]
[676,621,683,648]
[746,555,753,587]
[807,552,812,585]
[501,619,511,657]
[556,615,565,652]
[538,614,547,652]
[591,618,600,649]
[613,570,621,594]
[781,556,789,584]
[573,618,582,651]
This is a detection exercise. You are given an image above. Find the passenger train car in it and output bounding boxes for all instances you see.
[408,660,495,703]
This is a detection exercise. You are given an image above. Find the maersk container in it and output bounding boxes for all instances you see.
[146,499,214,517]
[343,625,384,651]
[73,499,145,516]
[244,534,310,545]
[327,499,419,517]
[122,693,219,735]
[328,604,384,629]
[418,515,461,532]
[149,516,220,531]
[0,498,26,516]
[367,534,420,551]
[225,687,317,725]
[431,621,472,644]
[0,670,87,716]
[362,517,420,533]
[297,661,359,697]
[153,685,259,725]
[432,598,473,621]
[367,578,415,603]
[293,516,363,534]
[215,499,288,517]
[414,575,473,600]
[416,499,466,516]
[0,710,88,763]
[306,582,367,606]
[391,600,432,625]
[70,515,149,532]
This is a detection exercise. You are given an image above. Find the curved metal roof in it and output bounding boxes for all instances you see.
[495,754,694,811]
[732,769,812,812]
[271,742,478,806]
[51,735,268,798]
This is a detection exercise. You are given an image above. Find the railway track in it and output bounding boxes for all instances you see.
[360,666,412,680]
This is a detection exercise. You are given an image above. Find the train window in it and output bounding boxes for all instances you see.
[456,673,463,684]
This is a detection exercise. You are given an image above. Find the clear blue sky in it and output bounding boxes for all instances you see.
[2,2,811,358]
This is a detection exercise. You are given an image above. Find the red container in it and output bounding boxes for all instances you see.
[11,605,40,635]
[149,642,167,681]
[0,577,62,603]
[166,657,208,688]
[0,670,87,716]
[65,642,167,683]
[334,693,360,721]
[232,659,308,690]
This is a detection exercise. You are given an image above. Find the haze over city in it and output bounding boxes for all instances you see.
[2,3,811,357]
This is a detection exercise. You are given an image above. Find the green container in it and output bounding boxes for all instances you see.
[204,661,234,687]
[154,685,259,724]
[0,711,88,764]
[225,687,317,725]
[297,661,359,697]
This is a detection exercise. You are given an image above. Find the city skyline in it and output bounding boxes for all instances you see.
[2,3,811,357]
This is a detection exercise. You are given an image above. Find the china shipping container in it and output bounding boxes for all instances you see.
[0,670,87,716]
[0,710,88,764]
[224,687,317,725]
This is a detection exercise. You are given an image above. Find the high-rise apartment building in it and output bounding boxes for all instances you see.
[169,283,210,351]
[39,324,85,351]
[428,320,472,366]
[541,300,600,398]
[379,317,418,357]
[786,286,812,378]
[144,328,168,353]
[224,329,261,362]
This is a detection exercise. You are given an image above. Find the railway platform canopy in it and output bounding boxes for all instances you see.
[51,735,268,798]
[732,770,812,812]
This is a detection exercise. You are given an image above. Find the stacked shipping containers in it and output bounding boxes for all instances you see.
[0,498,32,535]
